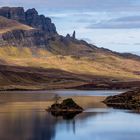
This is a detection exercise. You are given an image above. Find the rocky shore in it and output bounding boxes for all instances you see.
[104,88,140,109]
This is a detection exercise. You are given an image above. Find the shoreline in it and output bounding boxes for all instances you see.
[103,88,140,110]
[0,80,139,92]
[0,87,129,92]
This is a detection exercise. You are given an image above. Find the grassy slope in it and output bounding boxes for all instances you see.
[0,64,90,90]
[0,16,33,33]
[0,46,140,81]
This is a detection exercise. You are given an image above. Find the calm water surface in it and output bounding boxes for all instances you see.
[0,90,139,140]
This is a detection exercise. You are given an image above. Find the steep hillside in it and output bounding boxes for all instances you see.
[0,7,140,59]
[0,7,104,56]
[0,46,140,81]
[0,7,139,90]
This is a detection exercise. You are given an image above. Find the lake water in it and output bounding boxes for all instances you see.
[0,90,140,140]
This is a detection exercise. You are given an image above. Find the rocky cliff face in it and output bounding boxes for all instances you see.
[0,7,57,35]
[0,7,25,23]
[0,27,90,55]
[0,7,96,55]
[0,7,60,50]
[1,29,49,48]
[25,8,57,35]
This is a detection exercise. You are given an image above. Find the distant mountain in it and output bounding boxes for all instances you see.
[0,7,140,90]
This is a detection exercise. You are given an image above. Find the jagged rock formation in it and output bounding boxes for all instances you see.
[0,7,57,35]
[0,7,99,56]
[1,29,48,47]
[25,8,57,35]
[0,7,140,61]
[0,7,26,23]
[72,31,76,39]
[1,6,140,59]
[0,7,58,49]
[66,33,71,39]
[66,31,76,40]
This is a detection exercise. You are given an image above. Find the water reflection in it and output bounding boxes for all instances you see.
[0,111,56,140]
[50,111,81,120]
[106,104,140,113]
[0,90,139,140]
[1,103,126,140]
[0,109,107,140]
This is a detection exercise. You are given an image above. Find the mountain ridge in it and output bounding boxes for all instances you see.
[0,7,140,59]
[0,6,140,89]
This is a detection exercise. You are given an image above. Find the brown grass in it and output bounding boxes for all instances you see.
[0,46,140,81]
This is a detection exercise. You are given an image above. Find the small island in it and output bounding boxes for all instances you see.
[47,98,83,119]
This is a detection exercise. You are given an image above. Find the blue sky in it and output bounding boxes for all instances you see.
[0,0,140,54]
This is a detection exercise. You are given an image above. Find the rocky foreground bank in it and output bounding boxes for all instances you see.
[104,88,140,109]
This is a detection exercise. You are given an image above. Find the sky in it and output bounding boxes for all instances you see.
[0,0,140,54]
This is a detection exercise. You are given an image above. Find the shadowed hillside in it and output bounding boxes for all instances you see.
[0,64,87,90]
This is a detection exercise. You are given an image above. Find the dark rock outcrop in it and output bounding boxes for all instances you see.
[104,88,140,109]
[47,98,83,119]
[0,7,57,35]
[25,8,57,35]
[1,29,49,47]
[0,6,140,60]
[0,7,25,23]
[0,7,87,53]
[0,7,106,56]
[72,31,76,39]
[65,31,76,40]
[66,34,71,39]
[48,98,83,111]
